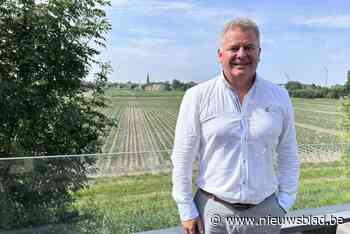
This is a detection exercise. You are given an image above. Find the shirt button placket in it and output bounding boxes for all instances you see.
[239,118,244,195]
[242,116,249,192]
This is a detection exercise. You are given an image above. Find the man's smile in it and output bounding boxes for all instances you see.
[231,62,251,68]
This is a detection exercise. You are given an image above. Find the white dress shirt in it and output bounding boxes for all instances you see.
[171,72,300,221]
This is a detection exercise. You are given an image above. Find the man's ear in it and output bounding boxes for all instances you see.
[217,48,223,63]
[257,47,261,62]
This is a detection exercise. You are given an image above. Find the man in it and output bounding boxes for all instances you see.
[171,18,300,234]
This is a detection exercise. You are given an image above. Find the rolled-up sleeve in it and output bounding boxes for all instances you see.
[171,89,201,221]
[276,91,300,212]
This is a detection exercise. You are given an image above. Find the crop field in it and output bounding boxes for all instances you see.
[96,89,345,176]
[97,96,181,176]
[46,90,348,234]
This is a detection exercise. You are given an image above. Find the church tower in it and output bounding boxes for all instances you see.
[146,72,150,84]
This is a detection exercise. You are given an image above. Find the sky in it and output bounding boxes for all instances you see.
[92,0,350,86]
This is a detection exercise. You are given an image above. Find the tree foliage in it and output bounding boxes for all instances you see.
[0,0,111,229]
[285,81,303,91]
[345,70,350,94]
[171,79,196,91]
[286,80,347,99]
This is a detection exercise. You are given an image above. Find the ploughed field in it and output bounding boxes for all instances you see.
[96,89,344,176]
[70,89,350,234]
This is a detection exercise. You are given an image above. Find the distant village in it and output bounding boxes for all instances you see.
[81,71,350,99]
[107,73,197,91]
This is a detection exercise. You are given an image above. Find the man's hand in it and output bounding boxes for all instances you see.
[182,216,204,234]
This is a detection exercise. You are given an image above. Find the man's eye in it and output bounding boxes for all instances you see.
[245,45,256,51]
[230,47,239,52]
[229,45,256,52]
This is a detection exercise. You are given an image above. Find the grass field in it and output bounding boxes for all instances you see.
[71,89,350,233]
[73,161,350,233]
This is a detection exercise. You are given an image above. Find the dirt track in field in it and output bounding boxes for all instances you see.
[293,107,341,116]
[295,122,340,136]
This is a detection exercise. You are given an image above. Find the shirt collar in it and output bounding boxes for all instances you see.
[220,71,259,95]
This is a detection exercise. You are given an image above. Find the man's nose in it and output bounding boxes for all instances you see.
[236,47,247,58]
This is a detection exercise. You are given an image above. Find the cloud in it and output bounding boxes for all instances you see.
[187,7,263,24]
[106,0,265,44]
[108,0,262,24]
[296,15,350,28]
[153,1,194,11]
[110,0,129,7]
[102,0,268,82]
[109,0,194,13]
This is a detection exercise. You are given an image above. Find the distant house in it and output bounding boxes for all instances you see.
[143,83,167,91]
[143,73,168,91]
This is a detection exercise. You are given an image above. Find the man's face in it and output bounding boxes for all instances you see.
[218,27,261,82]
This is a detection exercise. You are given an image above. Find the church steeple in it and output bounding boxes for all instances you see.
[146,72,150,84]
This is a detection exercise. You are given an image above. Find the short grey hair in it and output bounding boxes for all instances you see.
[220,18,260,43]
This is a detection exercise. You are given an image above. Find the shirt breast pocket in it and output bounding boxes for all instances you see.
[201,112,242,147]
[249,105,283,141]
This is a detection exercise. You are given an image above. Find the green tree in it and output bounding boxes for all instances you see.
[345,70,350,94]
[183,81,197,91]
[172,79,182,90]
[0,0,111,229]
[285,81,303,91]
